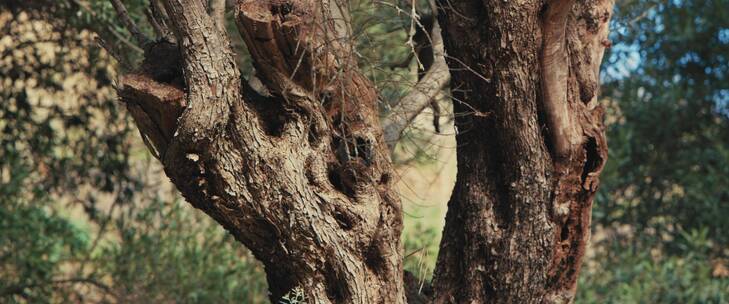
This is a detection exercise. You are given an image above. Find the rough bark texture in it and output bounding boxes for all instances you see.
[431,0,613,303]
[117,0,405,302]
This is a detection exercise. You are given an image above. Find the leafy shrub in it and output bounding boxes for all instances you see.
[95,199,268,303]
[0,199,89,303]
[577,229,729,304]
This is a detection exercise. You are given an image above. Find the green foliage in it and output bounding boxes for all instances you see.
[0,197,89,302]
[0,9,139,205]
[351,0,414,103]
[1,0,728,303]
[581,1,729,301]
[2,138,267,302]
[2,0,150,67]
[0,10,268,303]
[0,192,268,303]
[95,199,267,303]
[596,0,729,246]
[577,230,729,303]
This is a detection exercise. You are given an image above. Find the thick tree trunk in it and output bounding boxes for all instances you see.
[432,0,612,303]
[117,0,404,302]
[110,0,613,302]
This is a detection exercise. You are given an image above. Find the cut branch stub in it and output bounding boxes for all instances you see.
[119,74,185,158]
[235,0,377,117]
[235,0,319,94]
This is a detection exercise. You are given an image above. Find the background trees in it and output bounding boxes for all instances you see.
[597,0,729,248]
[1,0,728,303]
[576,0,729,301]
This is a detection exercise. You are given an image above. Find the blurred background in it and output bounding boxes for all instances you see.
[0,0,727,303]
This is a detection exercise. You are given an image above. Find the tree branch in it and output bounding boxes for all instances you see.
[159,0,246,151]
[145,8,165,40]
[109,0,152,46]
[382,5,449,151]
[150,0,173,38]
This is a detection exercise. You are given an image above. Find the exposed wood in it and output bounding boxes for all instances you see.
[545,2,612,301]
[119,73,185,158]
[540,0,580,160]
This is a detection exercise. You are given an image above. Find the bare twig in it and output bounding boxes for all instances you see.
[628,4,657,26]
[109,0,151,46]
[145,8,164,39]
[68,0,144,54]
[95,36,131,69]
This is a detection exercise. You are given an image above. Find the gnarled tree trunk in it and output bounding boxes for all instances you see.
[432,0,612,303]
[107,0,613,302]
[119,0,404,302]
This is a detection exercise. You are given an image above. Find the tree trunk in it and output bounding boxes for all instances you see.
[432,0,612,303]
[118,0,404,302]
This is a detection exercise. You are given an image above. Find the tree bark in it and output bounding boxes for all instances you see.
[432,0,612,303]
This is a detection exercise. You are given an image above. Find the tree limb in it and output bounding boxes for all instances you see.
[160,0,245,151]
[382,5,449,151]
